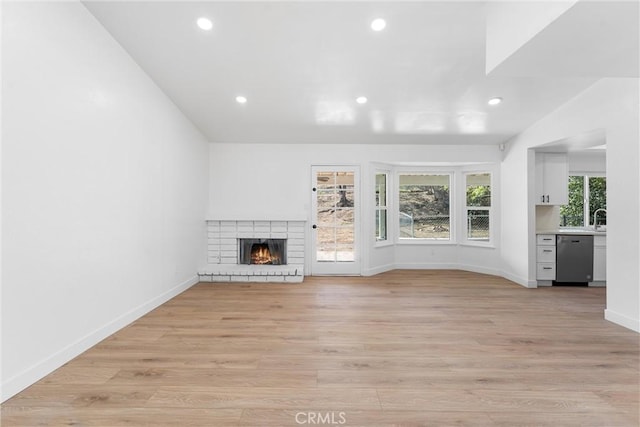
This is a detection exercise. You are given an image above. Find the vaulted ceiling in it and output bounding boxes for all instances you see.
[84,1,638,145]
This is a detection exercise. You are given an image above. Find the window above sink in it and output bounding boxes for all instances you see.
[559,174,606,228]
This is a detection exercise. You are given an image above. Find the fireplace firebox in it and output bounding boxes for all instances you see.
[238,239,287,265]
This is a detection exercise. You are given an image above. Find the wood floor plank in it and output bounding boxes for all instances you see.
[2,270,638,427]
[239,409,495,426]
[487,410,639,427]
[38,366,120,386]
[2,384,157,409]
[106,368,318,388]
[377,388,620,413]
[71,352,261,370]
[258,354,450,371]
[1,407,242,427]
[145,386,381,410]
[318,367,640,390]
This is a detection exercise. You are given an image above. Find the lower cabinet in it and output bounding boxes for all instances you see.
[593,235,607,282]
[536,263,556,281]
[536,233,606,285]
[536,234,556,282]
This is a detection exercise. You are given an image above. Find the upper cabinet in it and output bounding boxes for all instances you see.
[535,153,568,205]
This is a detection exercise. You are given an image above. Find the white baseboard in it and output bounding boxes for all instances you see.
[392,262,458,270]
[362,263,533,288]
[499,270,536,288]
[1,275,199,402]
[457,264,503,278]
[604,309,640,332]
[361,264,394,276]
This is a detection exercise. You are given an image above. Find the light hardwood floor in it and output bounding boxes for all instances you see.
[2,270,639,426]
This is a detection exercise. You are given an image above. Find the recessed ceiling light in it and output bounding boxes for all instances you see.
[356,96,368,104]
[197,17,213,31]
[488,97,503,106]
[235,96,247,104]
[371,18,386,32]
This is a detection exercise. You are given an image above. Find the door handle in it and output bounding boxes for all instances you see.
[541,195,545,203]
[312,224,317,229]
[546,195,550,203]
[312,187,317,192]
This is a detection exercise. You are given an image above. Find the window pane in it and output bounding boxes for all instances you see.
[336,245,355,262]
[588,177,606,226]
[375,174,387,207]
[399,174,450,239]
[317,227,335,245]
[376,209,387,241]
[316,172,335,187]
[335,208,354,226]
[466,173,491,207]
[337,189,354,208]
[335,227,354,245]
[467,209,490,241]
[317,210,335,226]
[336,172,354,187]
[317,190,336,208]
[465,173,491,242]
[560,176,585,227]
[375,173,388,242]
[316,246,336,262]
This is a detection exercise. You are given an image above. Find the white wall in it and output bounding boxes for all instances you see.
[209,143,502,277]
[607,114,640,331]
[485,1,577,73]
[568,150,606,173]
[1,2,209,400]
[0,0,4,393]
[501,78,639,331]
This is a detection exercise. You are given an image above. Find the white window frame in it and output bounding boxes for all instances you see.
[396,169,455,244]
[462,171,493,247]
[374,170,391,247]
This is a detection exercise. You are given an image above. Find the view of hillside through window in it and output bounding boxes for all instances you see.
[399,174,451,239]
[315,171,355,262]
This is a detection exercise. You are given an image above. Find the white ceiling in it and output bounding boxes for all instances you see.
[84,1,637,145]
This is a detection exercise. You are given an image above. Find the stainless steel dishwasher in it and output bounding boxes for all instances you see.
[555,235,594,283]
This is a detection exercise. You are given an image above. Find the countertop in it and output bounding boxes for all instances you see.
[537,228,606,236]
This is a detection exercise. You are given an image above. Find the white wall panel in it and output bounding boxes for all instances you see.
[1,1,209,400]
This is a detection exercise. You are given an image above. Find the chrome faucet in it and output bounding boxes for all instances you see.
[593,208,607,230]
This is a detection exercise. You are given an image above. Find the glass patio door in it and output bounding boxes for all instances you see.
[311,166,360,275]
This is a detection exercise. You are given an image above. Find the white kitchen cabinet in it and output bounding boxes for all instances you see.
[536,245,556,263]
[536,234,556,245]
[537,263,556,281]
[593,235,607,283]
[535,153,568,205]
[536,234,556,283]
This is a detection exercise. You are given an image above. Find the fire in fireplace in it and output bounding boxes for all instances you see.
[238,239,287,265]
[251,243,273,265]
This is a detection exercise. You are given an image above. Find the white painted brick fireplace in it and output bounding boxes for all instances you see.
[198,220,305,283]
